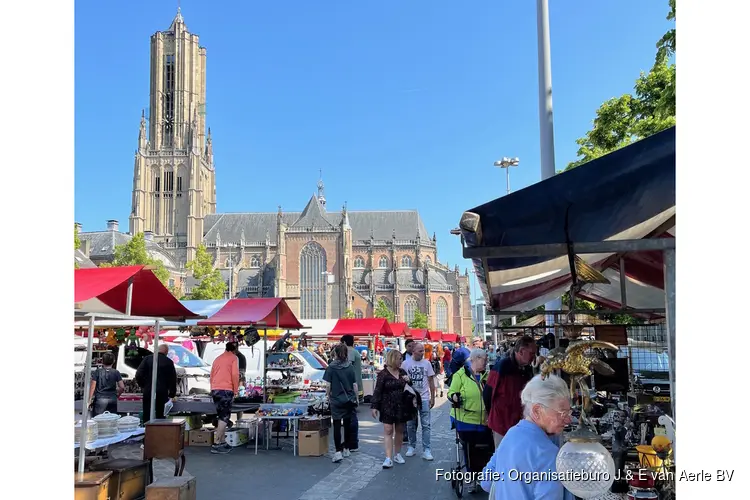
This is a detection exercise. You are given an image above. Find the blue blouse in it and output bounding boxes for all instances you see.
[480,420,575,500]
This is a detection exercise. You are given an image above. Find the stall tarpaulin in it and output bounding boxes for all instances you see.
[427,330,443,342]
[75,266,199,319]
[459,127,675,314]
[442,333,457,342]
[409,329,427,340]
[327,318,394,337]
[389,322,410,338]
[196,298,303,329]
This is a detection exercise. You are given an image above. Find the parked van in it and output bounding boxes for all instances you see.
[201,343,325,388]
[74,338,211,397]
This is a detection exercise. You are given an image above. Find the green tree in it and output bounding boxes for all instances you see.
[410,310,428,329]
[373,298,395,322]
[565,1,675,171]
[342,308,355,319]
[74,225,81,268]
[186,244,226,300]
[102,232,170,284]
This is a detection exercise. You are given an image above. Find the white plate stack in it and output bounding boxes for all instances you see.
[93,411,121,438]
[75,419,98,443]
[117,415,140,433]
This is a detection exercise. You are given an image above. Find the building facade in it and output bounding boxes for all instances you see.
[82,10,472,334]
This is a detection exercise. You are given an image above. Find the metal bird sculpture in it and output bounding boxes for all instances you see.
[540,340,619,417]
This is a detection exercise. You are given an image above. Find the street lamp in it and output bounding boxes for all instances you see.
[493,157,520,195]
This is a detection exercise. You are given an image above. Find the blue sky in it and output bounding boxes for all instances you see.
[75,0,673,300]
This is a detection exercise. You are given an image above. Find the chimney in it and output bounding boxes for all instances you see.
[74,222,82,234]
[144,231,154,242]
[81,239,90,257]
[106,220,119,232]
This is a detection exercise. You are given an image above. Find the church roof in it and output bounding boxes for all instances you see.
[203,208,432,245]
[78,231,180,270]
[289,195,337,231]
[75,249,97,269]
[168,8,185,32]
[351,265,456,292]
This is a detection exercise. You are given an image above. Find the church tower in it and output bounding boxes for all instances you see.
[129,8,216,264]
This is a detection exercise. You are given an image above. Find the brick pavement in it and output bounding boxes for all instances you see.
[85,393,471,499]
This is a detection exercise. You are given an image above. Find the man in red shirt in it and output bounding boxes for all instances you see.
[210,343,240,454]
[482,335,536,447]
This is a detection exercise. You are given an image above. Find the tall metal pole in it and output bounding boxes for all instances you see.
[150,320,161,422]
[537,0,556,180]
[77,315,96,477]
[537,0,562,332]
[126,279,134,316]
[505,167,511,195]
[663,249,676,425]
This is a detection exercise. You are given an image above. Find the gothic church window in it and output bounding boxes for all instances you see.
[404,296,418,325]
[435,298,448,332]
[355,309,364,319]
[177,176,182,192]
[300,242,327,319]
[354,256,365,268]
[250,255,261,268]
[401,255,412,268]
[378,255,388,268]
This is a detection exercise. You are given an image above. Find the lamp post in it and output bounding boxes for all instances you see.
[493,157,520,195]
[223,243,237,299]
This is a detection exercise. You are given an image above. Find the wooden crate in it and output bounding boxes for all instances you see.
[146,476,196,500]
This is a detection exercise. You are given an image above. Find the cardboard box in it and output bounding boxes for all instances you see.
[298,428,329,457]
[188,429,214,447]
[225,428,249,447]
[298,417,331,432]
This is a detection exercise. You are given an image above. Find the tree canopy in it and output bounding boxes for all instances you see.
[373,298,394,323]
[101,232,170,285]
[186,244,226,300]
[342,308,355,319]
[410,310,428,330]
[565,0,675,171]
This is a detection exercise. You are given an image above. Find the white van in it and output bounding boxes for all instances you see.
[201,343,325,388]
[74,338,211,396]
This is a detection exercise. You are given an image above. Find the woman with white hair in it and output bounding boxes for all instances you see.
[448,348,493,493]
[480,374,574,499]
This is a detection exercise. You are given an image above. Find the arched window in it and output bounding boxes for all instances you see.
[435,298,448,332]
[355,309,364,319]
[400,255,412,268]
[378,255,388,268]
[404,296,418,325]
[250,255,261,268]
[425,256,432,265]
[354,256,365,268]
[300,242,327,319]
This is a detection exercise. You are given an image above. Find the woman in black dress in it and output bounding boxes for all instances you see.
[371,349,418,469]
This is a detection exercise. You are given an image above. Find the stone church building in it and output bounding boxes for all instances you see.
[78,10,472,333]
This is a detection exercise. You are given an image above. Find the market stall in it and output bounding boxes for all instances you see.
[459,126,676,498]
[74,266,202,478]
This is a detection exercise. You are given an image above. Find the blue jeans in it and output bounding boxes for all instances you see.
[407,399,431,450]
[348,408,359,449]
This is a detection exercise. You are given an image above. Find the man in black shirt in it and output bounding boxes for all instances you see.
[135,344,178,423]
[233,343,247,379]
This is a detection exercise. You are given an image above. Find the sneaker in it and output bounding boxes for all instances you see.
[211,443,231,454]
[405,446,416,457]
[382,457,393,469]
[393,453,405,464]
[332,451,343,463]
[422,449,434,461]
[342,449,351,458]
[349,447,359,452]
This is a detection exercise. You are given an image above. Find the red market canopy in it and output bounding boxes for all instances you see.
[427,330,443,342]
[197,298,303,329]
[389,322,410,337]
[409,329,427,340]
[74,266,200,320]
[328,318,394,337]
[442,333,458,342]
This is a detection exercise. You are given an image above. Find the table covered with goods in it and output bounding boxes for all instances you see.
[74,413,143,450]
